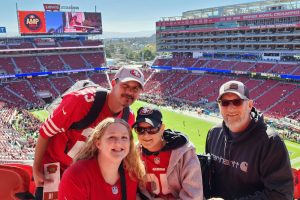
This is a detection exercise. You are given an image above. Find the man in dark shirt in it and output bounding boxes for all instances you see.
[205,80,294,200]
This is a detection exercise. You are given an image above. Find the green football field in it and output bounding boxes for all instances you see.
[31,100,300,169]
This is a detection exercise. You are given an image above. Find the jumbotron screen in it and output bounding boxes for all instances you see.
[18,11,102,35]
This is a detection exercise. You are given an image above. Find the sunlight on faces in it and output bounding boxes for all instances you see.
[112,80,142,107]
[218,93,253,133]
[96,123,130,163]
[136,122,165,152]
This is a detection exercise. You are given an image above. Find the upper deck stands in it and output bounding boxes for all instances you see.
[0,58,16,74]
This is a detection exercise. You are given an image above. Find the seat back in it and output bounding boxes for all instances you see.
[0,168,25,200]
[0,165,34,199]
[4,164,35,194]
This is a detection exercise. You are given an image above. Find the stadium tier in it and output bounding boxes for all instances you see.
[150,0,300,122]
[156,0,300,62]
[0,36,105,75]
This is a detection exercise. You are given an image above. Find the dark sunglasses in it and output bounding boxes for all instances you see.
[218,99,246,107]
[134,125,161,135]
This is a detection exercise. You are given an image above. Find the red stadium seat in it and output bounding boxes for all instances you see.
[4,164,36,195]
[0,165,34,199]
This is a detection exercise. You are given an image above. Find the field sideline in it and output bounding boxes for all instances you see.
[31,100,300,169]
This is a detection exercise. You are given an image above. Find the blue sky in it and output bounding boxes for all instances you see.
[0,0,255,35]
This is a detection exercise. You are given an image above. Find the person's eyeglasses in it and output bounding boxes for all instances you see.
[134,125,161,135]
[218,99,246,107]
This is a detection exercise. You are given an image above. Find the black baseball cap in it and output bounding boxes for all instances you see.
[133,107,162,128]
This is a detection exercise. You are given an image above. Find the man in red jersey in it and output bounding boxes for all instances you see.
[33,66,144,200]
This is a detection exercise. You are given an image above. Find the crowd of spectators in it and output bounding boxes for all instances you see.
[268,120,300,143]
[0,103,41,162]
[13,109,41,146]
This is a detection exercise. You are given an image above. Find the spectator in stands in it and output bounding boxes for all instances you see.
[59,118,145,200]
[205,80,294,200]
[33,66,144,200]
[133,106,203,199]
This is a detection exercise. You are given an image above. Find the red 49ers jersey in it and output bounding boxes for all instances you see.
[142,150,174,199]
[39,87,135,172]
[59,158,138,200]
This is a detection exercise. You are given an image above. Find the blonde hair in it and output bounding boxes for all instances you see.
[74,117,145,182]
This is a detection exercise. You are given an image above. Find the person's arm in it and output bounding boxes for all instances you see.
[235,135,294,200]
[32,93,89,186]
[178,147,203,200]
[33,135,50,187]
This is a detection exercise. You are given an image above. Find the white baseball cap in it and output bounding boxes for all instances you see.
[114,66,145,89]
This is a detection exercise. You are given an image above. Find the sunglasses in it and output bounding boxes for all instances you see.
[134,125,161,135]
[218,99,246,107]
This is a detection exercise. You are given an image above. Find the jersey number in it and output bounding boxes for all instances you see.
[146,173,170,195]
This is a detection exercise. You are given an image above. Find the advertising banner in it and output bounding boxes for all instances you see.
[18,11,46,34]
[157,9,300,27]
[44,4,60,11]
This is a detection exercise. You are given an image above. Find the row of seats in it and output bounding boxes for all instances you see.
[0,40,103,49]
[153,58,300,75]
[0,53,105,74]
[142,71,300,120]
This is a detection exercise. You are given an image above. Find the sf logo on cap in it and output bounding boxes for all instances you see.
[139,107,153,115]
[130,70,141,78]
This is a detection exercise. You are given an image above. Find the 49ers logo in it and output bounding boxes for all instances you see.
[130,69,141,78]
[24,14,42,31]
[139,107,153,115]
[46,164,58,174]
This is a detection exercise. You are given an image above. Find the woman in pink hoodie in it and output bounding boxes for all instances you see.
[133,106,203,200]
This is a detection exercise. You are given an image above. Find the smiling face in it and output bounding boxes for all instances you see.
[136,122,165,152]
[218,93,253,133]
[95,122,130,163]
[111,80,142,107]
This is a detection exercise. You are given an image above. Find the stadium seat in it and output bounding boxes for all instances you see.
[0,165,34,200]
[4,164,36,195]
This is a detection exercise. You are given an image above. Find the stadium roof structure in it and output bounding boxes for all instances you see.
[160,0,300,21]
